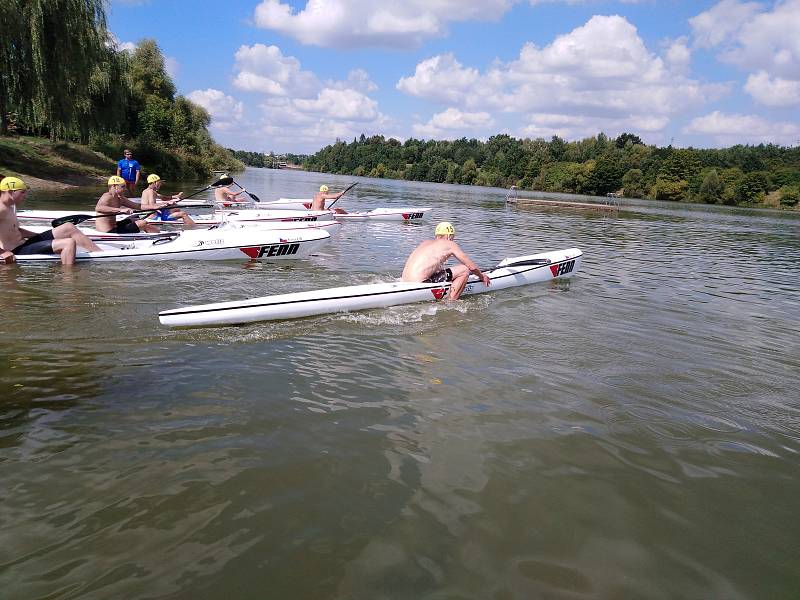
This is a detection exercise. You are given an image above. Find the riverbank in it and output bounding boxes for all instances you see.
[0,136,116,190]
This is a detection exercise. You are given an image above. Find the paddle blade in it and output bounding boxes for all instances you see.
[51,214,97,227]
[246,191,261,202]
[212,176,233,187]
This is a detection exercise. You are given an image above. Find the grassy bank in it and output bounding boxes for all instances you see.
[0,136,119,190]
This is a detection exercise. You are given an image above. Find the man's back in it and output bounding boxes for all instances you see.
[402,239,457,281]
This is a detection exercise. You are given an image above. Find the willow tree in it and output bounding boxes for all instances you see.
[1,0,110,139]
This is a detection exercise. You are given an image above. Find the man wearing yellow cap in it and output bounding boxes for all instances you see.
[94,175,157,234]
[401,221,491,300]
[311,184,346,211]
[140,174,195,229]
[0,176,102,264]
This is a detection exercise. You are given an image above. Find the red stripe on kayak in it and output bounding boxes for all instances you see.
[549,264,559,277]
[431,288,446,300]
[241,247,260,259]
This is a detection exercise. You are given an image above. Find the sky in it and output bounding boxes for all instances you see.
[107,0,800,154]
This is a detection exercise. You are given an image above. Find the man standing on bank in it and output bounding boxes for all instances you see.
[116,148,141,196]
[0,176,101,265]
[401,222,491,301]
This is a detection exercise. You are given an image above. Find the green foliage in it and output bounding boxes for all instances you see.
[652,177,690,202]
[301,132,798,208]
[1,10,241,179]
[697,169,723,204]
[622,169,645,198]
[778,185,799,207]
[735,171,770,203]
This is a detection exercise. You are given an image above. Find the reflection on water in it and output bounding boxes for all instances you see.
[1,169,799,598]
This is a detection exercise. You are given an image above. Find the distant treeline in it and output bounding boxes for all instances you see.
[305,133,800,207]
[0,0,242,178]
[228,150,308,168]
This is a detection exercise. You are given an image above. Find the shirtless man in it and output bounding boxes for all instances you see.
[140,174,195,229]
[401,221,491,300]
[213,175,248,206]
[311,185,346,212]
[95,175,157,234]
[0,176,101,265]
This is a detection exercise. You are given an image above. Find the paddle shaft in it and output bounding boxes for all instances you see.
[327,182,358,208]
[229,179,261,202]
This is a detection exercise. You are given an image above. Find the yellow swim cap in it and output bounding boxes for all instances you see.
[319,185,329,192]
[0,176,28,192]
[108,175,126,186]
[147,174,161,183]
[435,222,455,236]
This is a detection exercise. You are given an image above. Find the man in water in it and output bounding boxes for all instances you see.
[116,148,141,196]
[401,221,491,300]
[0,176,101,265]
[311,185,346,212]
[94,175,157,234]
[140,174,195,229]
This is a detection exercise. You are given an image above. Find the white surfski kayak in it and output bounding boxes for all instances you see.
[249,200,432,221]
[14,225,331,263]
[159,248,582,327]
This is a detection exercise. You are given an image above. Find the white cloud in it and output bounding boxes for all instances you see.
[413,108,494,138]
[690,0,800,101]
[744,70,800,106]
[398,15,722,141]
[689,0,761,49]
[684,110,800,145]
[225,44,389,151]
[164,56,180,80]
[253,0,513,49]
[187,89,245,132]
[295,88,380,121]
[232,44,320,97]
[396,54,480,103]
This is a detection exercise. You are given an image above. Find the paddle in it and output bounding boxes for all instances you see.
[228,178,261,203]
[327,182,358,209]
[50,177,233,227]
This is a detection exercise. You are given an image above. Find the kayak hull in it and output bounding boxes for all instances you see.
[159,248,582,327]
[14,226,331,262]
[250,201,432,221]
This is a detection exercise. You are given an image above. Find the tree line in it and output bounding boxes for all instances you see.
[0,0,242,178]
[303,133,800,207]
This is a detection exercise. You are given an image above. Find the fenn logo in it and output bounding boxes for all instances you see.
[402,212,424,220]
[550,259,575,277]
[240,243,300,259]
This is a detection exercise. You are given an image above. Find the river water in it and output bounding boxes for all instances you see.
[1,168,798,599]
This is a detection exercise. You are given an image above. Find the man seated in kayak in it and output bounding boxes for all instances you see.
[0,176,101,265]
[213,175,249,206]
[94,175,157,234]
[401,221,491,300]
[311,185,347,212]
[139,174,195,229]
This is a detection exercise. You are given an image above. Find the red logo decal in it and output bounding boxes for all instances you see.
[303,203,311,209]
[280,238,288,243]
[402,213,410,220]
[431,288,446,300]
[549,264,559,277]
[240,247,260,259]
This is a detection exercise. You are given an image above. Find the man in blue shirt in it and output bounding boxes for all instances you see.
[116,148,141,196]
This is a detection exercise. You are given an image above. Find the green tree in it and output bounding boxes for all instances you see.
[1,0,110,138]
[697,169,723,204]
[735,171,770,203]
[778,185,799,207]
[622,169,645,198]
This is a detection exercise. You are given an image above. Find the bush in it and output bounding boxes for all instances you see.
[779,185,799,207]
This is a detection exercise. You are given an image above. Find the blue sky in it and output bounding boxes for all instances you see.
[108,0,800,154]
